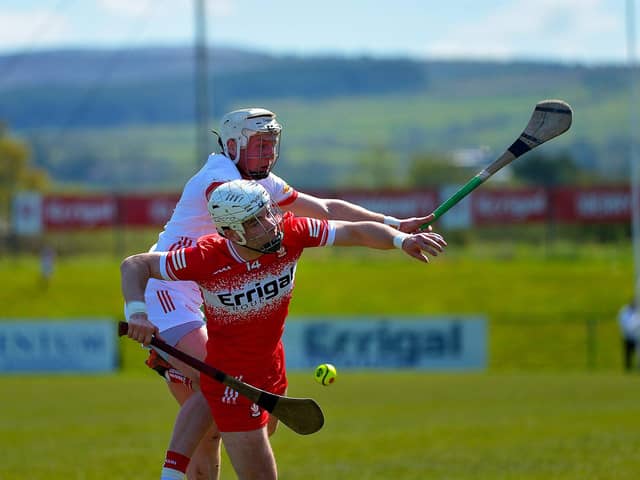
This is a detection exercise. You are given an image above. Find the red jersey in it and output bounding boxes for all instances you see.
[160,212,334,378]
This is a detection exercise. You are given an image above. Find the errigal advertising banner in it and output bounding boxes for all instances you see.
[283,316,487,370]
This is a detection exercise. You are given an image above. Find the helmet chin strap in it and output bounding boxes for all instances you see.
[243,170,270,180]
[210,129,224,152]
[241,233,283,254]
[222,229,283,255]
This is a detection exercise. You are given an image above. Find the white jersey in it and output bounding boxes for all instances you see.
[139,152,298,336]
[154,153,297,251]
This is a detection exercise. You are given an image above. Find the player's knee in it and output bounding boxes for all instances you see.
[188,434,221,480]
[203,429,222,447]
[188,462,220,480]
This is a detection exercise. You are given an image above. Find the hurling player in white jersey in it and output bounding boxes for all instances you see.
[122,180,447,480]
[136,107,439,480]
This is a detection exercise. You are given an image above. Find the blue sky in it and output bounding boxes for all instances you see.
[0,0,636,63]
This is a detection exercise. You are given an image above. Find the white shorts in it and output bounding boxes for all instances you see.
[143,278,205,333]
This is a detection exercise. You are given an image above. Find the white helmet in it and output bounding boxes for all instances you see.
[216,108,282,179]
[207,179,283,253]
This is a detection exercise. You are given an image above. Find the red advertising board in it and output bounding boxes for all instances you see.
[472,188,548,225]
[43,195,117,230]
[313,189,440,219]
[552,187,632,223]
[19,186,635,231]
[117,194,181,226]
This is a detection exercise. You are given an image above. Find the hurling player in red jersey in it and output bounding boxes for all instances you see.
[141,107,443,480]
[121,179,447,480]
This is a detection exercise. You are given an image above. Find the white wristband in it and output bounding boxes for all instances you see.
[383,215,401,228]
[393,233,410,249]
[125,301,147,320]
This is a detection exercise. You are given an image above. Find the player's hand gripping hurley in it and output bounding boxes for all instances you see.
[420,99,573,229]
[118,321,324,435]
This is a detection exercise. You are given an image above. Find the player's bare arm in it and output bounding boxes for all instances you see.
[331,221,447,263]
[120,253,165,345]
[287,192,435,233]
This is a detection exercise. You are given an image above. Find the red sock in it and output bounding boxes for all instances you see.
[161,450,189,479]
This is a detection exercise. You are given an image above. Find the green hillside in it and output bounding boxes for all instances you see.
[22,90,629,190]
[0,48,633,189]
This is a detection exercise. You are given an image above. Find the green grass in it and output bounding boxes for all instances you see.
[1,243,638,478]
[282,372,640,480]
[1,372,640,479]
[0,242,633,371]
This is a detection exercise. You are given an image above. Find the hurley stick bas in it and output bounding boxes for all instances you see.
[118,321,324,435]
[420,99,573,230]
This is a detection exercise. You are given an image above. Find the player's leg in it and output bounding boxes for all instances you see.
[188,424,221,480]
[623,338,634,371]
[265,387,286,437]
[164,389,221,480]
[142,279,221,480]
[167,323,209,383]
[221,428,277,480]
[198,357,286,480]
[145,348,194,406]
[161,324,222,480]
[162,380,220,480]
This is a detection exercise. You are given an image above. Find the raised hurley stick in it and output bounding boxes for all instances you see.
[420,99,573,229]
[118,321,324,435]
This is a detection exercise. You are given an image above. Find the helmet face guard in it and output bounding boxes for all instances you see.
[239,204,284,254]
[207,180,284,254]
[237,131,281,180]
[218,108,282,179]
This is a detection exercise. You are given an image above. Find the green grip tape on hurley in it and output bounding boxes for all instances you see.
[419,175,485,230]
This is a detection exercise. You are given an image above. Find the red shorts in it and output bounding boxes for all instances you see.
[201,348,288,432]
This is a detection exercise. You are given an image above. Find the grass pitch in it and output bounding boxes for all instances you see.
[1,371,639,479]
[1,243,638,478]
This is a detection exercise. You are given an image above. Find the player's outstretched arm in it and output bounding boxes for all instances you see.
[396,214,436,233]
[120,253,164,345]
[288,192,435,232]
[331,221,447,263]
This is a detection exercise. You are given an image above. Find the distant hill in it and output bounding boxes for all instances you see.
[0,47,273,88]
[0,47,428,128]
[0,47,633,189]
